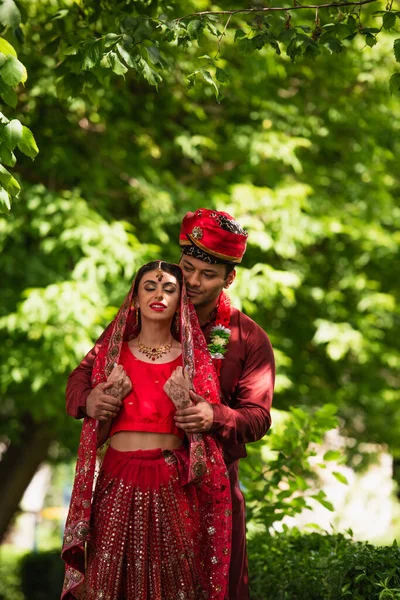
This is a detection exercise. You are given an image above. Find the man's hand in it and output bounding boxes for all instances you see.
[86,365,132,421]
[174,390,214,432]
[86,382,122,421]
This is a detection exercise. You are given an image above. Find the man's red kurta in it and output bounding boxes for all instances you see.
[65,306,275,600]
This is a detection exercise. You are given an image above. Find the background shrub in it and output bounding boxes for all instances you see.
[0,549,24,600]
[20,550,64,600]
[248,530,400,600]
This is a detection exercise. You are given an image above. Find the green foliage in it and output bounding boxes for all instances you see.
[248,531,400,600]
[0,0,399,533]
[0,3,38,213]
[8,0,397,106]
[0,548,24,600]
[20,550,64,600]
[241,405,341,529]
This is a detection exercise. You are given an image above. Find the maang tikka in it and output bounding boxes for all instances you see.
[155,261,164,281]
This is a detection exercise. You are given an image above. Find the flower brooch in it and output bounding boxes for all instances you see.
[208,325,231,359]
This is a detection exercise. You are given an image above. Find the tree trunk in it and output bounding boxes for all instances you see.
[0,414,52,544]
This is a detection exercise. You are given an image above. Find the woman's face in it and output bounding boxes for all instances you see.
[136,269,180,323]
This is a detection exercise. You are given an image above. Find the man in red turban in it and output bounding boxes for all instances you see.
[66,209,275,600]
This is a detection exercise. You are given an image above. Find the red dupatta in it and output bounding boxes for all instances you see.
[61,272,232,599]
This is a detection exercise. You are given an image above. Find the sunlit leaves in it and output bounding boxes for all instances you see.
[187,68,222,102]
[382,11,397,31]
[0,162,19,211]
[240,405,341,528]
[313,320,365,362]
[0,0,21,30]
[2,118,22,149]
[389,72,400,94]
[0,37,16,57]
[0,54,26,86]
[18,126,39,159]
[394,38,400,62]
[0,76,16,107]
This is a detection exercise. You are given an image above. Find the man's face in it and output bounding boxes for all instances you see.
[179,254,235,309]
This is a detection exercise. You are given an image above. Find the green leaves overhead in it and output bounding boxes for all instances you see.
[0,32,38,212]
[32,3,398,100]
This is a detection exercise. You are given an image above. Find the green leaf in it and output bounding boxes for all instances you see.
[82,41,101,71]
[0,37,17,57]
[389,72,400,94]
[323,450,341,461]
[216,67,229,83]
[146,45,163,66]
[332,471,348,484]
[325,36,345,54]
[234,29,246,41]
[104,33,121,48]
[51,9,69,21]
[0,163,20,195]
[137,57,162,89]
[108,51,128,76]
[366,34,377,48]
[18,125,39,159]
[0,143,16,166]
[2,118,22,149]
[63,44,81,57]
[0,184,10,212]
[187,71,198,90]
[187,19,203,40]
[382,12,396,30]
[99,54,111,69]
[201,69,221,102]
[0,52,5,68]
[0,77,17,107]
[0,55,26,86]
[0,0,21,30]
[394,39,400,63]
[117,43,135,68]
[311,491,334,511]
[297,25,312,33]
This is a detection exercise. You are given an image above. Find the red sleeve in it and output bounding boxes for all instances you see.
[66,324,112,419]
[211,323,275,445]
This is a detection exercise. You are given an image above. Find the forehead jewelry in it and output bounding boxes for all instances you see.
[155,261,164,281]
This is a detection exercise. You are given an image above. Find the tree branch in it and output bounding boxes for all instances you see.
[175,0,378,22]
[215,13,233,57]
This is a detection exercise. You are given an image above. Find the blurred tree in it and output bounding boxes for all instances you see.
[0,0,399,540]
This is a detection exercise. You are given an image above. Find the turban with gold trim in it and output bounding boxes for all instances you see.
[179,208,248,265]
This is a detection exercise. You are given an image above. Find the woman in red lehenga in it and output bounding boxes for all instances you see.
[61,261,231,600]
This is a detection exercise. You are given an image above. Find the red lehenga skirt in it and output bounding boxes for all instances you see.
[84,445,209,600]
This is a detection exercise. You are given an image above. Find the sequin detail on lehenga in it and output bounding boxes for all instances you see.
[84,446,209,600]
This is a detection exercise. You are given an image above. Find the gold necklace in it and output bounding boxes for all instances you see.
[137,337,172,361]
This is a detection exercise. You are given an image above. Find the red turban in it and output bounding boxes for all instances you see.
[179,209,248,264]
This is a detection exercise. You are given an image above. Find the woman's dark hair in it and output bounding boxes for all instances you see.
[133,261,183,295]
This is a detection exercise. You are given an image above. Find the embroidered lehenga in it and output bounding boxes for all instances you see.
[61,278,232,600]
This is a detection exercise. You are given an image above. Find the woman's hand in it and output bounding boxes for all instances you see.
[164,366,192,410]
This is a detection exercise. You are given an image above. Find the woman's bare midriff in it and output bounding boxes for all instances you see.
[110,431,184,451]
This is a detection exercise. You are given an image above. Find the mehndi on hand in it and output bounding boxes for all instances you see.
[163,366,193,410]
[106,364,131,399]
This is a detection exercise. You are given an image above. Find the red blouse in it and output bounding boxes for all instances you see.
[110,343,184,440]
